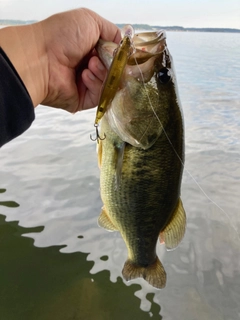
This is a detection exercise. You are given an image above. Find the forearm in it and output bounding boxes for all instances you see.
[0,48,35,147]
[0,23,48,107]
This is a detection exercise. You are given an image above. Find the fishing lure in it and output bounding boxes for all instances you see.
[91,25,135,142]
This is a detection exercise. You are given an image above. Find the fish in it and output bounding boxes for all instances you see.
[96,29,186,289]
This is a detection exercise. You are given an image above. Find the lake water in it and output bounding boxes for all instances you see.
[0,31,240,320]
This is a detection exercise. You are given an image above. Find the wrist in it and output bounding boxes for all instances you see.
[0,23,48,107]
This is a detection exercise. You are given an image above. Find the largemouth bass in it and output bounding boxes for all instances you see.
[96,30,186,289]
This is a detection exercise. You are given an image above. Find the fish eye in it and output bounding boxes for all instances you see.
[157,67,171,84]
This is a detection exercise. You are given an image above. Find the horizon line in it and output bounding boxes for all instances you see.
[0,19,239,32]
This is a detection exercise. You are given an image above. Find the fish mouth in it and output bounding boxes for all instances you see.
[132,30,166,54]
[133,30,166,47]
[96,28,168,86]
[97,30,166,65]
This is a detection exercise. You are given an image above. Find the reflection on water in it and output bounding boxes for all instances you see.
[0,188,20,208]
[0,210,161,320]
[0,32,240,319]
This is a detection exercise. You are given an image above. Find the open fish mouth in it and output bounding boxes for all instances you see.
[133,30,166,52]
[97,30,167,68]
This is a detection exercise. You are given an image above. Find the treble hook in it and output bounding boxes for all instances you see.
[90,124,106,142]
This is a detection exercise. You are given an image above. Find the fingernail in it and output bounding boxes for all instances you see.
[98,61,105,71]
[88,72,96,81]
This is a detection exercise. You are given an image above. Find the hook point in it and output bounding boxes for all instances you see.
[90,124,106,142]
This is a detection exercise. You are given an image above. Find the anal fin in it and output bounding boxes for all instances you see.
[160,198,186,251]
[122,256,166,289]
[98,206,118,232]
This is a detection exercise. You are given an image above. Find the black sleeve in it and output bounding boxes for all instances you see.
[0,47,35,147]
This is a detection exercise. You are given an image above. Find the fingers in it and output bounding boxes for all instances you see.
[100,22,121,44]
[84,8,121,44]
[78,55,107,111]
[80,69,102,111]
[88,56,107,82]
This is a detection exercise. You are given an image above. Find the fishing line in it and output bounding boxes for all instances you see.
[133,53,240,240]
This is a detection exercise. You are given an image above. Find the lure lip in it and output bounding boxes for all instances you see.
[121,24,135,39]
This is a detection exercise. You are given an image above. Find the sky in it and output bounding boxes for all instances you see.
[0,0,239,29]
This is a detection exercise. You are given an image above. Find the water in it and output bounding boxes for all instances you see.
[0,32,240,320]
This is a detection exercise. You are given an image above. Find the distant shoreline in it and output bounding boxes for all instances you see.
[0,20,239,33]
[116,24,240,34]
[0,19,37,26]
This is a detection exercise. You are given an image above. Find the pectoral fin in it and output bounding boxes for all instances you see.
[98,206,118,232]
[160,198,186,251]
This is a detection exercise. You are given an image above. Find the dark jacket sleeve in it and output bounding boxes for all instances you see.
[0,47,35,147]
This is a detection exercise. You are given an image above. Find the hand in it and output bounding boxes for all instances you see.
[0,8,121,112]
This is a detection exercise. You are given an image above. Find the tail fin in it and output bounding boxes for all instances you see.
[122,257,166,289]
